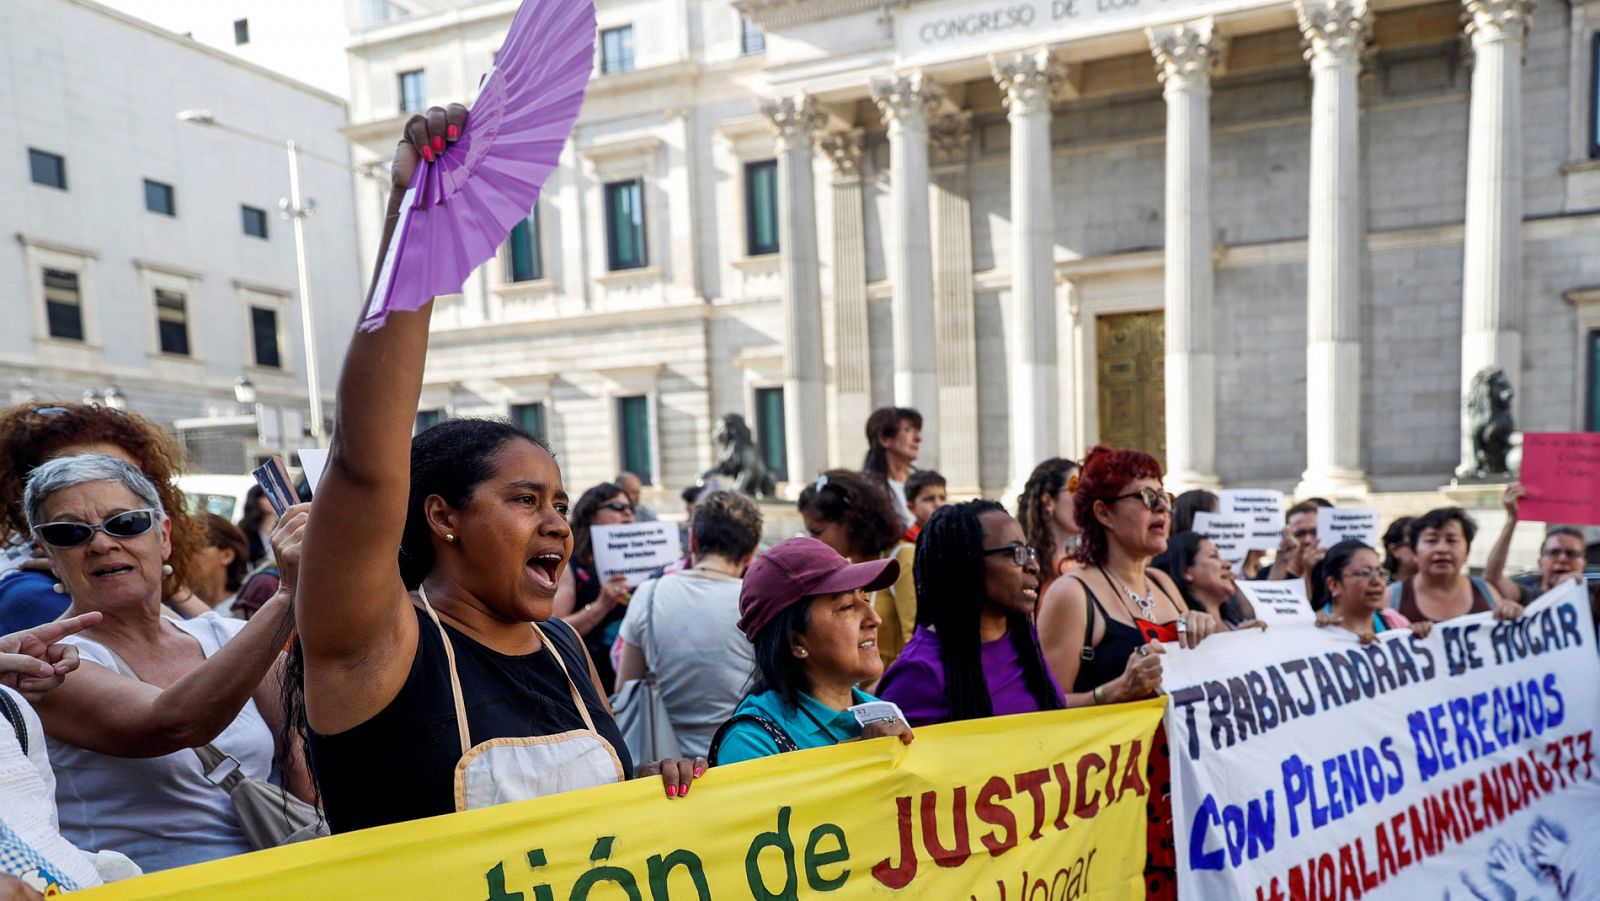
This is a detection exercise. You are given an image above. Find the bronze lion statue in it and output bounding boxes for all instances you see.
[701,413,775,497]
[1460,367,1516,479]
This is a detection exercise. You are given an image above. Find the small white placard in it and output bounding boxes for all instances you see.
[1219,489,1285,551]
[1317,507,1380,550]
[590,521,683,587]
[296,448,329,495]
[1236,579,1315,627]
[1191,512,1252,564]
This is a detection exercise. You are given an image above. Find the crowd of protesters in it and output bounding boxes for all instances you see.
[0,105,1594,900]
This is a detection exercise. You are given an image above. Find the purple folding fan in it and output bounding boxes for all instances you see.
[362,0,596,331]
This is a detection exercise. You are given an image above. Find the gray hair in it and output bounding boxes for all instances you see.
[24,454,167,530]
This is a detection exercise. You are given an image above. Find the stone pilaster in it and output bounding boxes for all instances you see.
[1457,0,1535,478]
[819,129,871,470]
[872,73,943,467]
[991,49,1061,498]
[929,113,980,494]
[760,94,828,485]
[1295,0,1372,499]
[1148,19,1225,491]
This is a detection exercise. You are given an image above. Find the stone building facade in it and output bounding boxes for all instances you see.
[341,0,1600,511]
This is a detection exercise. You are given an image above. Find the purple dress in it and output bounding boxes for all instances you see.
[876,625,1065,726]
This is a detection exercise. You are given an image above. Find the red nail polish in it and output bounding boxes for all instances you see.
[432,136,444,153]
[447,124,459,139]
[421,146,435,162]
[694,767,705,777]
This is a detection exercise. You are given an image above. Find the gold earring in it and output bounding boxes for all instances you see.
[445,533,456,543]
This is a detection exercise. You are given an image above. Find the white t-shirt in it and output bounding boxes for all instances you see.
[618,569,755,759]
[49,612,275,872]
[887,478,914,529]
[0,686,106,892]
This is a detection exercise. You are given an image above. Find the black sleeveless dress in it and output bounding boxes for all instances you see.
[305,604,631,833]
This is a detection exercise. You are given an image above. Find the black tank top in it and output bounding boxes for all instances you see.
[1070,573,1183,694]
[305,604,632,833]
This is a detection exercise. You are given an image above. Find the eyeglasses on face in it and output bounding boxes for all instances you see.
[1542,548,1583,561]
[982,544,1039,568]
[32,509,160,548]
[1342,567,1389,584]
[1107,487,1176,513]
[600,501,633,514]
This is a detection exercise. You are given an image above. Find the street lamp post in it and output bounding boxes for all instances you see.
[178,109,350,447]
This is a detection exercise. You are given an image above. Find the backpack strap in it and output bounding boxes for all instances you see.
[0,689,26,756]
[708,712,797,766]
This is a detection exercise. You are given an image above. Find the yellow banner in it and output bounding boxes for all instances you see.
[78,699,1165,900]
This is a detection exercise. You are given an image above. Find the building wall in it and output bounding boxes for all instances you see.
[0,0,363,453]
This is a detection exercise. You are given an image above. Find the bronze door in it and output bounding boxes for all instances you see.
[1095,310,1166,469]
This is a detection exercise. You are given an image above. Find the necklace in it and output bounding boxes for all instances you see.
[1099,565,1155,620]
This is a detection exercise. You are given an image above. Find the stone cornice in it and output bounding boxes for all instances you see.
[1148,19,1228,89]
[990,49,1063,114]
[1295,0,1373,64]
[734,0,904,30]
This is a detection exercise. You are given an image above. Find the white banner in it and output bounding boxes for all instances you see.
[1161,581,1600,901]
[590,521,682,586]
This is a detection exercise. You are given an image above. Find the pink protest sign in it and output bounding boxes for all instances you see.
[1519,432,1600,525]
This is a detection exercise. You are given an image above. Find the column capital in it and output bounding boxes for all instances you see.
[990,48,1062,115]
[760,94,825,154]
[929,112,973,166]
[871,72,942,128]
[1147,19,1228,91]
[1463,0,1536,46]
[818,129,865,178]
[1295,0,1372,65]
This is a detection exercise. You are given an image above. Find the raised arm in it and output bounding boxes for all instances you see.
[296,105,467,732]
[1483,484,1525,602]
[34,594,294,757]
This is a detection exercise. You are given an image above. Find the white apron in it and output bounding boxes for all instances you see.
[417,588,625,812]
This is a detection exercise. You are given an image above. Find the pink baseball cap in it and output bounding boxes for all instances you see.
[737,537,899,641]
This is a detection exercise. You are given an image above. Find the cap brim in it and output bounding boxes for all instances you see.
[811,556,900,596]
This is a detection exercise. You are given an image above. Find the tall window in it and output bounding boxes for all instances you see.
[43,269,83,341]
[604,180,647,271]
[744,160,779,256]
[754,387,787,482]
[144,179,175,216]
[242,205,268,239]
[29,149,66,189]
[1588,329,1600,430]
[600,26,635,74]
[617,396,652,483]
[233,18,249,44]
[741,17,766,55]
[361,0,406,26]
[506,208,542,282]
[250,306,281,369]
[155,289,190,356]
[398,69,427,114]
[511,402,546,441]
[415,409,443,434]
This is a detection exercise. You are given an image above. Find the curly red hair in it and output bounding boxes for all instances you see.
[1071,445,1164,565]
[0,403,202,593]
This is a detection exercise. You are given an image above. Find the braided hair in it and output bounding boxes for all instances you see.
[1016,458,1077,576]
[914,500,1064,721]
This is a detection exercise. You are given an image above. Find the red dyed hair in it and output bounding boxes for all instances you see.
[1071,445,1164,565]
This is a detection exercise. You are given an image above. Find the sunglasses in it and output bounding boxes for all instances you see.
[983,544,1039,568]
[31,405,125,417]
[1107,487,1176,513]
[600,501,633,514]
[32,509,160,548]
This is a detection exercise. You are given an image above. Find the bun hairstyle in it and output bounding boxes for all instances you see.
[1071,445,1163,566]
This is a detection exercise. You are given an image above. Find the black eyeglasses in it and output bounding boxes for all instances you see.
[983,544,1038,567]
[1106,488,1176,513]
[600,501,633,514]
[32,509,159,548]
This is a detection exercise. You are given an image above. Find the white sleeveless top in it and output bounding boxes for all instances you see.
[49,612,274,872]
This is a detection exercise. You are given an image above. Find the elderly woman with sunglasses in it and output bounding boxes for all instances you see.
[21,454,310,872]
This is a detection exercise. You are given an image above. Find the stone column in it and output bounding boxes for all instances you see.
[1457,0,1535,477]
[872,73,943,468]
[1148,20,1225,492]
[1295,0,1372,499]
[991,49,1062,500]
[820,130,872,469]
[760,94,828,485]
[929,113,981,494]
